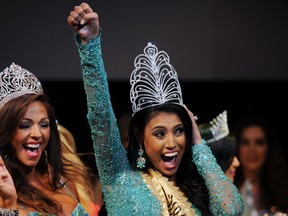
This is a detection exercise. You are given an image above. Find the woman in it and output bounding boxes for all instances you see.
[68,3,243,215]
[199,110,240,183]
[234,117,288,215]
[0,63,96,215]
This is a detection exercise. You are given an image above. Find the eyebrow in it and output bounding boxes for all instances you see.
[152,123,183,130]
[22,117,49,122]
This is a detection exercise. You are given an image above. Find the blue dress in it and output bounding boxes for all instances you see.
[20,183,89,216]
[75,32,244,216]
[22,203,88,216]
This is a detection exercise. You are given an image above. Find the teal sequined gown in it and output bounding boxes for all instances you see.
[20,182,89,216]
[75,33,244,216]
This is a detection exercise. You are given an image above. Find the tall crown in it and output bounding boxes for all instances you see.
[130,42,183,114]
[200,110,229,143]
[0,63,43,109]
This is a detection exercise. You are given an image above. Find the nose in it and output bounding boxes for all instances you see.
[233,156,240,167]
[30,125,42,139]
[165,134,177,150]
[247,142,258,150]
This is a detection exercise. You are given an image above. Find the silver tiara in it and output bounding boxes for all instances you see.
[130,42,183,114]
[0,63,43,109]
[206,110,229,143]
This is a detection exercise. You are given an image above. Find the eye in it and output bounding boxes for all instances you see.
[153,130,165,138]
[19,123,31,129]
[175,126,184,135]
[19,121,31,129]
[255,138,267,146]
[239,138,249,146]
[40,120,50,128]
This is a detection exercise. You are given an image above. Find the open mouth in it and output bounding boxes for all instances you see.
[23,143,41,157]
[161,152,178,167]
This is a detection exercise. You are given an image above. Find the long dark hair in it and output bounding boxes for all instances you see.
[0,94,95,214]
[127,103,212,215]
[233,117,288,212]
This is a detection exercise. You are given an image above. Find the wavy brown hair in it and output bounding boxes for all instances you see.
[0,94,96,214]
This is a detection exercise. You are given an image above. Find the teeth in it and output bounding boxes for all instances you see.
[164,152,178,157]
[26,144,40,148]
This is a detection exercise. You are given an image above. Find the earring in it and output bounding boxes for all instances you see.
[44,150,48,165]
[136,144,146,169]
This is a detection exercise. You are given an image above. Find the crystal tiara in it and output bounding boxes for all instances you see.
[0,63,43,109]
[130,42,183,114]
[200,110,230,143]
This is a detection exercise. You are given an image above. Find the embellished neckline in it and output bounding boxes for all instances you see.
[141,168,198,215]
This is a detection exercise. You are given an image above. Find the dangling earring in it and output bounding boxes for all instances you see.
[44,150,48,165]
[136,144,146,169]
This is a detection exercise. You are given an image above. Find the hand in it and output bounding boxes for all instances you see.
[0,156,17,208]
[67,2,100,44]
[183,105,202,145]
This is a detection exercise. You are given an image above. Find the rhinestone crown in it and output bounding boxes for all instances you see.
[130,42,183,114]
[201,110,230,143]
[0,63,43,109]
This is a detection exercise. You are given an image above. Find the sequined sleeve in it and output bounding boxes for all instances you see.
[192,139,244,216]
[74,34,162,215]
[75,34,130,190]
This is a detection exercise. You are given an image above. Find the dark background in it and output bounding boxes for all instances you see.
[1,0,288,168]
[1,0,287,81]
[41,80,288,170]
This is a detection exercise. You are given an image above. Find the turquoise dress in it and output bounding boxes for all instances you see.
[20,183,89,216]
[22,204,87,216]
[76,33,244,216]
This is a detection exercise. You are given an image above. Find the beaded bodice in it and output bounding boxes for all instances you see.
[75,33,243,216]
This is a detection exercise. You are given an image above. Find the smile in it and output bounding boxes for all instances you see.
[23,143,41,158]
[161,152,178,169]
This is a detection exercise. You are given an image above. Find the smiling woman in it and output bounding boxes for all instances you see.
[233,117,288,215]
[199,110,240,183]
[67,2,244,215]
[0,63,97,215]
[11,101,50,168]
[141,112,186,176]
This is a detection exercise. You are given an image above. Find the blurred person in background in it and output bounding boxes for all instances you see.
[234,117,288,215]
[199,110,240,183]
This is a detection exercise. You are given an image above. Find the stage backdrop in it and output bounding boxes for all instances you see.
[0,0,287,81]
[41,80,288,172]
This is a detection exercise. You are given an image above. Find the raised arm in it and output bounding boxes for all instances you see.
[185,107,244,216]
[67,3,99,44]
[67,3,130,188]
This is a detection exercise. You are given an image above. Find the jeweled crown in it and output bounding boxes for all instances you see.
[0,63,43,109]
[200,110,229,143]
[130,42,183,114]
